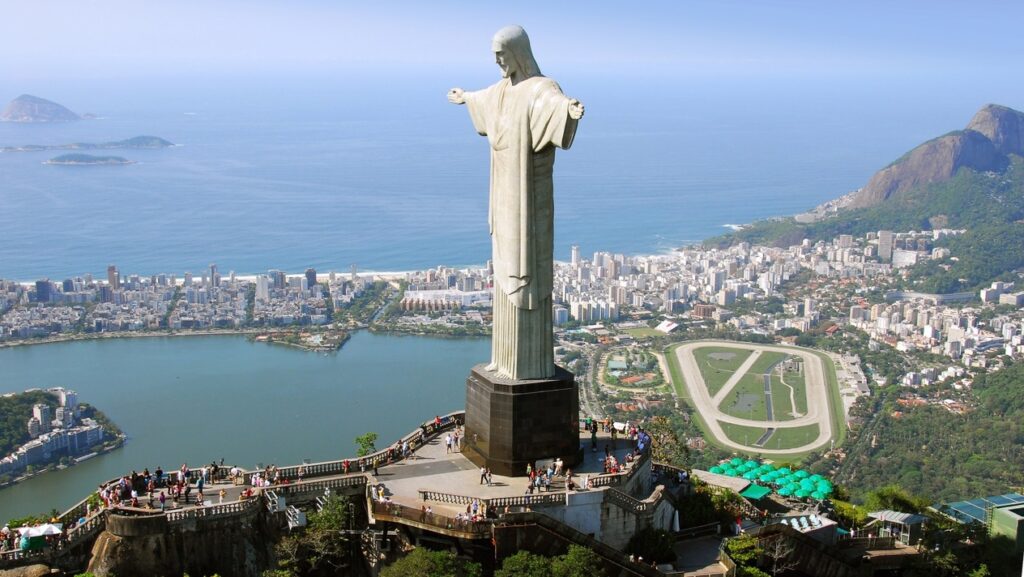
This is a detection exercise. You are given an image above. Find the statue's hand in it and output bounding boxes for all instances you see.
[448,88,466,105]
[568,99,585,120]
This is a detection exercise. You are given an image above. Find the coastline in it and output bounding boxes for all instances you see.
[0,328,319,350]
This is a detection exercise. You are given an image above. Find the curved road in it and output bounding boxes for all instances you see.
[673,341,834,455]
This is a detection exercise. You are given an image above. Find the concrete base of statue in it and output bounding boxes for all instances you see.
[463,363,580,477]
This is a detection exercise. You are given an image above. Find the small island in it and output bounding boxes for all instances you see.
[3,135,175,153]
[0,94,79,123]
[44,153,136,166]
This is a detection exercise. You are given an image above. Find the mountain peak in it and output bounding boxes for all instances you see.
[849,104,1023,208]
[966,103,1024,157]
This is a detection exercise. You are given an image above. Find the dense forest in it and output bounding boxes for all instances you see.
[833,361,1024,503]
[0,390,57,457]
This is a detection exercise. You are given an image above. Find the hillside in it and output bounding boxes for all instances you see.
[851,104,1024,208]
[835,361,1024,503]
[0,94,79,123]
[710,104,1024,291]
[0,390,56,457]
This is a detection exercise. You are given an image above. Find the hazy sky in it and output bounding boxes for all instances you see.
[3,0,1023,82]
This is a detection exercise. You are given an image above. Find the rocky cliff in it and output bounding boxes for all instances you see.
[0,95,79,123]
[849,104,1024,208]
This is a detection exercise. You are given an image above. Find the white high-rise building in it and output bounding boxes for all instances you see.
[570,245,580,268]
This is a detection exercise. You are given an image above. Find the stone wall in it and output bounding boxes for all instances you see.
[86,506,276,577]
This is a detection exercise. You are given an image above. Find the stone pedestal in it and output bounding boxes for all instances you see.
[463,363,579,477]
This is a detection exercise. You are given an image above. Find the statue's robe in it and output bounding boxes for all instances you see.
[465,75,578,380]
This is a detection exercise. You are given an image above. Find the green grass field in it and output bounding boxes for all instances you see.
[692,346,754,396]
[624,327,662,338]
[747,351,788,375]
[768,374,795,421]
[719,421,768,446]
[718,374,768,420]
[778,368,808,415]
[762,424,820,450]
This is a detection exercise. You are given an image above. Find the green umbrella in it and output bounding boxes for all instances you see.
[809,474,824,483]
[744,460,758,468]
[778,467,792,475]
[730,458,743,466]
[784,482,800,492]
[811,491,826,500]
[724,469,739,477]
[758,464,773,473]
[759,473,774,483]
[709,466,723,474]
[794,470,809,479]
[777,487,793,497]
[743,471,758,480]
[800,479,816,490]
[795,489,811,499]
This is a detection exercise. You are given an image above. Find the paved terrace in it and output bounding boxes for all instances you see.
[2,412,652,564]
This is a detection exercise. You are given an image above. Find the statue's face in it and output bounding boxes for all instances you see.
[495,50,517,79]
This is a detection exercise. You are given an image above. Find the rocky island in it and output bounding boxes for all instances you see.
[3,135,175,153]
[44,154,136,166]
[0,94,80,123]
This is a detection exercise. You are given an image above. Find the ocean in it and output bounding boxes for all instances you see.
[1,72,1006,281]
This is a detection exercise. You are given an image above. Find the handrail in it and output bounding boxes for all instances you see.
[370,500,491,538]
[417,488,567,510]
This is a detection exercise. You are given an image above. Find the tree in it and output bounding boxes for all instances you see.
[355,432,378,457]
[379,547,482,577]
[759,534,797,577]
[550,545,606,577]
[495,551,551,577]
[271,494,356,576]
[724,535,771,577]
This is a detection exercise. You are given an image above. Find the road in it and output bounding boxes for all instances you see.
[672,341,834,455]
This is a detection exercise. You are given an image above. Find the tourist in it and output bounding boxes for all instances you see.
[219,489,226,504]
[480,466,487,485]
[342,459,350,474]
[297,466,305,483]
[453,430,460,452]
[445,433,453,454]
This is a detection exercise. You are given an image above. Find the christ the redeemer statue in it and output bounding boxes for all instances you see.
[449,25,584,381]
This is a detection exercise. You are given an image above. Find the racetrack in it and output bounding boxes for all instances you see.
[672,341,835,455]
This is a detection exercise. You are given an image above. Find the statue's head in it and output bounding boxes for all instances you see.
[492,25,541,81]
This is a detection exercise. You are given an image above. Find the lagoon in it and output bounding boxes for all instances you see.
[0,331,489,519]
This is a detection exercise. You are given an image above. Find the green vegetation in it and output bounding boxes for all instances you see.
[354,432,378,457]
[719,421,766,446]
[763,424,819,451]
[719,375,767,420]
[831,361,1024,502]
[624,327,662,338]
[710,157,1024,293]
[269,494,359,576]
[692,346,754,396]
[747,351,788,375]
[381,547,482,577]
[0,390,55,456]
[495,545,606,577]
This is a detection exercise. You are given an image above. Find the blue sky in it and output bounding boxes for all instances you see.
[3,1,1022,82]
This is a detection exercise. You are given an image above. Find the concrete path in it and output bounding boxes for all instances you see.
[711,349,762,406]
